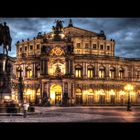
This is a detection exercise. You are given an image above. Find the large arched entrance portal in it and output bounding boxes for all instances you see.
[50,84,62,105]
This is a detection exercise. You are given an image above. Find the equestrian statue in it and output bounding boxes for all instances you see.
[0,22,12,56]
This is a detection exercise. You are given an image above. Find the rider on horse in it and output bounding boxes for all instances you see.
[0,22,12,55]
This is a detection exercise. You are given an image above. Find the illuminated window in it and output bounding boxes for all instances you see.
[109,67,115,79]
[87,66,94,78]
[16,67,22,78]
[75,65,82,78]
[119,68,124,79]
[26,66,32,78]
[99,67,105,78]
[77,43,81,48]
[36,65,40,78]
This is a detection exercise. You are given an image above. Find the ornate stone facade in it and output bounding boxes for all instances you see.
[12,19,140,106]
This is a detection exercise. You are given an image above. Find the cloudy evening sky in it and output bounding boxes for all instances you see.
[0,18,140,58]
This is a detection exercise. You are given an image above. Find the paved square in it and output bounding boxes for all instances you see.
[1,106,140,122]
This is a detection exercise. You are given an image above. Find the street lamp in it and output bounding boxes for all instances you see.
[18,68,23,105]
[124,84,134,111]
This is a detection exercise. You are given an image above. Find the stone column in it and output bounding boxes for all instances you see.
[40,60,43,75]
[65,58,69,75]
[46,59,48,75]
[32,63,35,78]
[83,62,86,78]
[43,60,45,75]
[95,62,98,79]
[106,64,109,80]
[23,63,25,78]
[70,58,74,75]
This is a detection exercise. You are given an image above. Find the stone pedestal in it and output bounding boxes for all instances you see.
[0,54,13,103]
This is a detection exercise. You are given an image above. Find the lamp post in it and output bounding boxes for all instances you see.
[18,68,23,106]
[124,84,134,111]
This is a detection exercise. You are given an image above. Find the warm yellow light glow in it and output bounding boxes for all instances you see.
[119,90,125,95]
[26,89,33,95]
[75,70,79,77]
[60,34,65,38]
[4,96,11,100]
[99,71,102,78]
[124,84,134,91]
[50,84,62,105]
[37,92,40,96]
[49,62,65,75]
[88,70,90,78]
[50,92,55,101]
[99,70,104,78]
[109,90,115,95]
[88,70,93,78]
[27,70,33,78]
[24,89,36,102]
[76,88,82,93]
[98,89,105,95]
[130,91,135,95]
[109,72,111,78]
[83,90,89,95]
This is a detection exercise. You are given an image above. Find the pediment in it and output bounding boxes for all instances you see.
[46,26,98,38]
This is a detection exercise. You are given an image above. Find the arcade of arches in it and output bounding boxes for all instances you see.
[11,19,140,106]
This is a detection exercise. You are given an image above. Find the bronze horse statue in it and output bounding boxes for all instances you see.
[0,22,12,55]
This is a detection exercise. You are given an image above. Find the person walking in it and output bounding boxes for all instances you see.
[23,102,29,118]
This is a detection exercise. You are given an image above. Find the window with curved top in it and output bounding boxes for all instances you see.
[36,65,40,78]
[26,66,32,78]
[119,68,124,79]
[109,67,115,79]
[87,66,94,78]
[75,65,82,78]
[99,66,105,78]
[137,71,140,79]
[16,67,22,78]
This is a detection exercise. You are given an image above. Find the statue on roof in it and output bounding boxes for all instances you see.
[52,20,64,34]
[52,20,64,41]
[68,19,73,27]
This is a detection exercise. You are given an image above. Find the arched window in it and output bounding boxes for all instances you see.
[75,65,82,78]
[16,66,22,78]
[99,66,105,78]
[25,66,32,78]
[36,65,40,78]
[109,67,115,79]
[119,67,124,79]
[137,70,140,79]
[75,88,82,105]
[87,65,94,78]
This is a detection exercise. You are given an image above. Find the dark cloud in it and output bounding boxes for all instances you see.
[0,18,140,58]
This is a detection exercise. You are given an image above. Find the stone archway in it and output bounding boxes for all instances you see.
[50,84,62,105]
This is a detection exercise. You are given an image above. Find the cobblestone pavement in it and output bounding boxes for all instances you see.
[1,106,140,122]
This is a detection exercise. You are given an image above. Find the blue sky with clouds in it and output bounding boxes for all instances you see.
[0,18,140,58]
